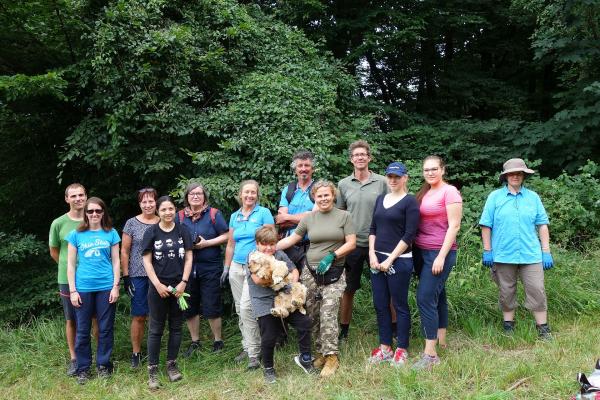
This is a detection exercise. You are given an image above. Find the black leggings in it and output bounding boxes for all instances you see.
[147,286,183,365]
[257,311,311,369]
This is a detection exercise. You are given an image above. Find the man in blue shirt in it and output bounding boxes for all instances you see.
[479,158,554,339]
[275,149,316,271]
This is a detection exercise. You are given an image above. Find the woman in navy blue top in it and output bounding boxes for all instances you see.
[367,162,420,366]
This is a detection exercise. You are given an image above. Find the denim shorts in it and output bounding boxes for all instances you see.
[130,277,149,317]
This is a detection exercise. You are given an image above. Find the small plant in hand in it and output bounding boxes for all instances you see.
[167,286,190,310]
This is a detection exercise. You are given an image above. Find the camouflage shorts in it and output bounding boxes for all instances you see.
[302,267,346,355]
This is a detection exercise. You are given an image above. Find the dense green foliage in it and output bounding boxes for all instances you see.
[1,0,599,325]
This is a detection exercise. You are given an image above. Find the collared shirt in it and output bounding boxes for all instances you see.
[279,180,314,236]
[336,172,387,247]
[229,205,274,264]
[479,185,549,264]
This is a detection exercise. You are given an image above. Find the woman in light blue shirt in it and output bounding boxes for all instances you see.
[223,180,274,368]
[479,158,554,339]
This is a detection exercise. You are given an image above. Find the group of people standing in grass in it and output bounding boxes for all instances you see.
[49,139,555,388]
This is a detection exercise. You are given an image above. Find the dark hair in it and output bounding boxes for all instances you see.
[255,226,278,245]
[137,187,158,203]
[64,183,86,198]
[290,149,315,169]
[183,181,209,207]
[156,195,176,211]
[348,140,371,158]
[78,197,112,232]
[415,155,446,204]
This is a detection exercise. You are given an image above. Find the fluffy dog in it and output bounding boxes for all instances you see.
[247,251,307,318]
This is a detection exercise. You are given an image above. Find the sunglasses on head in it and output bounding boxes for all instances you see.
[86,209,104,215]
[138,187,155,193]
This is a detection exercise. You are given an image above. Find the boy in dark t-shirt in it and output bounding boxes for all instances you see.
[248,226,314,383]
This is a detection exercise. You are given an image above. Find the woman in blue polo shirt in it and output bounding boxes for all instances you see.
[224,179,275,369]
[479,158,554,339]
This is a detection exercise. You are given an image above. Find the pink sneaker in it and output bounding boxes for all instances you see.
[368,347,393,364]
[391,348,408,367]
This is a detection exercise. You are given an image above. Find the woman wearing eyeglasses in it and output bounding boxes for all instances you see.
[120,188,160,368]
[67,197,121,384]
[223,180,274,369]
[180,182,229,357]
[412,156,462,370]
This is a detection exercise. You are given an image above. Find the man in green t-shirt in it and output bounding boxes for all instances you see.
[336,140,388,341]
[49,183,87,376]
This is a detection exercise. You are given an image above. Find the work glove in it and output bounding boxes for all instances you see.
[542,252,554,270]
[220,266,230,287]
[482,250,494,268]
[317,251,336,275]
[123,275,135,297]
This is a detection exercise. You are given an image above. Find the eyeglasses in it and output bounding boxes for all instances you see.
[351,153,370,159]
[86,209,104,215]
[188,191,204,198]
[423,167,440,173]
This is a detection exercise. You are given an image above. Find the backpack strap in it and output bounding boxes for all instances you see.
[209,207,218,225]
[178,210,185,224]
[285,181,315,205]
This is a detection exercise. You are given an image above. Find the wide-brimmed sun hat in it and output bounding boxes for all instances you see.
[499,158,534,180]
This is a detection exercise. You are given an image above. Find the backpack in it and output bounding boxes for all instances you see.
[285,181,315,205]
[178,208,219,225]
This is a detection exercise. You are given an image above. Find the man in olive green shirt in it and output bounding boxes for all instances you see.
[336,140,388,340]
[49,183,87,376]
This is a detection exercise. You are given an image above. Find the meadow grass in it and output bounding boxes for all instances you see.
[1,245,598,399]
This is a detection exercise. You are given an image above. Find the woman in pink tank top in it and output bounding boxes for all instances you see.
[412,156,462,370]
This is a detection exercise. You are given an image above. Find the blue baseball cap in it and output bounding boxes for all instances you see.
[385,162,408,177]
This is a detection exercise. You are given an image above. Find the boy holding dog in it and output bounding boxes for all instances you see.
[247,226,314,383]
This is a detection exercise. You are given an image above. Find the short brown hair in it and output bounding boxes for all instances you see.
[64,183,86,198]
[311,180,337,199]
[348,140,371,158]
[255,226,278,244]
[137,187,158,203]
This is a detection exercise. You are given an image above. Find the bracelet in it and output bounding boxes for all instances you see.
[70,290,77,294]
[182,279,188,284]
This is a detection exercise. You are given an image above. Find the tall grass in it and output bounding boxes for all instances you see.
[1,244,599,399]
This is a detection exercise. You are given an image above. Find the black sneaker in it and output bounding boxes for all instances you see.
[166,360,182,382]
[131,352,142,368]
[212,340,224,352]
[537,324,552,340]
[183,341,200,358]
[503,320,515,334]
[263,367,276,384]
[97,364,112,379]
[294,354,316,374]
[338,329,349,342]
[67,359,77,377]
[76,369,91,385]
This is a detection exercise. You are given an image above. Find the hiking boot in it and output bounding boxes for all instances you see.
[97,364,112,379]
[148,364,160,390]
[166,360,182,382]
[294,354,317,374]
[390,348,408,367]
[247,356,260,370]
[320,354,339,378]
[313,353,325,369]
[131,352,142,368]
[183,341,200,358]
[412,353,440,371]
[66,359,77,377]
[368,347,393,364]
[263,367,277,384]
[503,320,515,334]
[212,340,224,352]
[537,324,552,341]
[234,350,248,363]
[76,369,91,385]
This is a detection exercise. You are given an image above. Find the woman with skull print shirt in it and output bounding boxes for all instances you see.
[141,196,193,390]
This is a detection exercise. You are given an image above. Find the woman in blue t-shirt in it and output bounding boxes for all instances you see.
[223,179,274,369]
[67,197,121,384]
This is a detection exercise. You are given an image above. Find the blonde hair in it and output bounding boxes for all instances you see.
[238,179,260,205]
[311,180,337,199]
